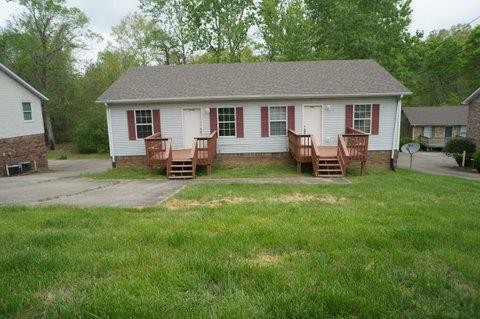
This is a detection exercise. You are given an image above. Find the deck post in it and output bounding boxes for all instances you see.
[296,162,301,173]
[207,164,212,175]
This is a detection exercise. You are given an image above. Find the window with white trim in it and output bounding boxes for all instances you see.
[460,126,467,137]
[218,107,236,137]
[269,106,287,136]
[135,110,153,139]
[22,102,32,121]
[353,104,371,134]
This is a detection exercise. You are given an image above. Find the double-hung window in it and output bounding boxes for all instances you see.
[269,106,287,136]
[353,104,371,134]
[423,126,434,138]
[135,110,153,139]
[218,107,236,137]
[460,126,467,137]
[22,102,32,121]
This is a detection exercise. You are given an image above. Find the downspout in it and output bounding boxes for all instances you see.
[105,103,116,168]
[391,95,403,170]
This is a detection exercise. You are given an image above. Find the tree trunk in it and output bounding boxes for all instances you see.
[42,103,56,150]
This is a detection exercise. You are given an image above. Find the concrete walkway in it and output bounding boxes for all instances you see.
[398,152,480,181]
[0,160,187,208]
[1,159,349,208]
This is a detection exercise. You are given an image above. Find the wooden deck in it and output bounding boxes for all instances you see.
[145,131,218,179]
[288,129,369,177]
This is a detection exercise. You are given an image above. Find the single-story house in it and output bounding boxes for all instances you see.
[463,86,480,149]
[401,106,469,149]
[97,60,411,178]
[0,62,49,176]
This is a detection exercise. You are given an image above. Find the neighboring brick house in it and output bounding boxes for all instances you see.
[0,63,49,176]
[401,106,468,149]
[463,87,480,149]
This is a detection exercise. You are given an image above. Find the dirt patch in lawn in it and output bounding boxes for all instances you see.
[165,193,346,209]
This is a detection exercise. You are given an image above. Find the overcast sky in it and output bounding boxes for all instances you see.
[1,0,479,64]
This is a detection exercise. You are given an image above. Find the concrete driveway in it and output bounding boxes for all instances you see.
[0,160,186,207]
[398,152,480,180]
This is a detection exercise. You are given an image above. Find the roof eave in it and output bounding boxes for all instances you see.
[96,91,412,105]
[463,87,480,105]
[0,63,49,101]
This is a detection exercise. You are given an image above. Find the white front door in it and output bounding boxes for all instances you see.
[303,105,323,145]
[182,108,202,148]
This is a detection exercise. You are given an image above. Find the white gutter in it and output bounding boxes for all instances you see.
[96,92,413,105]
[105,103,116,165]
[392,95,403,161]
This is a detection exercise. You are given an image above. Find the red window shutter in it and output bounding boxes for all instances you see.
[261,106,269,137]
[288,105,295,131]
[152,109,161,134]
[236,107,244,138]
[345,105,353,133]
[372,104,380,135]
[210,107,217,133]
[127,110,136,140]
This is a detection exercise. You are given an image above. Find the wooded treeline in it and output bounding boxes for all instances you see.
[0,0,479,152]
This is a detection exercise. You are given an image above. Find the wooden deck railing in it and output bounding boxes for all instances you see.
[289,130,313,172]
[310,135,321,177]
[145,133,172,174]
[338,128,369,175]
[193,130,218,175]
[419,135,450,149]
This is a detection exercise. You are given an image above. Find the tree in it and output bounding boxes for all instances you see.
[258,0,316,61]
[2,0,96,149]
[140,0,192,65]
[110,12,158,65]
[183,0,256,63]
[305,0,413,68]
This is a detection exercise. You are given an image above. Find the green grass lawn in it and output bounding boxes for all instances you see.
[48,143,110,160]
[1,170,480,317]
[85,162,311,180]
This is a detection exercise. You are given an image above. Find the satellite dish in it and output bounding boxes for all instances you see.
[401,143,420,154]
[400,142,421,170]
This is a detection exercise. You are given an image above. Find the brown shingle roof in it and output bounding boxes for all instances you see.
[97,59,411,103]
[403,106,469,126]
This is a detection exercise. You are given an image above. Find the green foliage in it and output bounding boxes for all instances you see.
[473,151,480,173]
[182,0,256,63]
[73,109,109,154]
[400,137,414,147]
[444,137,476,166]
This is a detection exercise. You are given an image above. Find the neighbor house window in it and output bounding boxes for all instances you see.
[353,104,371,134]
[22,102,32,121]
[135,110,153,139]
[423,126,434,138]
[460,126,467,137]
[269,106,287,136]
[445,126,453,139]
[218,107,236,137]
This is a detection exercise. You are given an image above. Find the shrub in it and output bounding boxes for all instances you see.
[444,137,476,167]
[473,151,480,173]
[73,112,109,154]
[400,137,414,148]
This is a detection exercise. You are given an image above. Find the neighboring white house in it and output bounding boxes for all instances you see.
[0,62,48,176]
[97,60,411,170]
